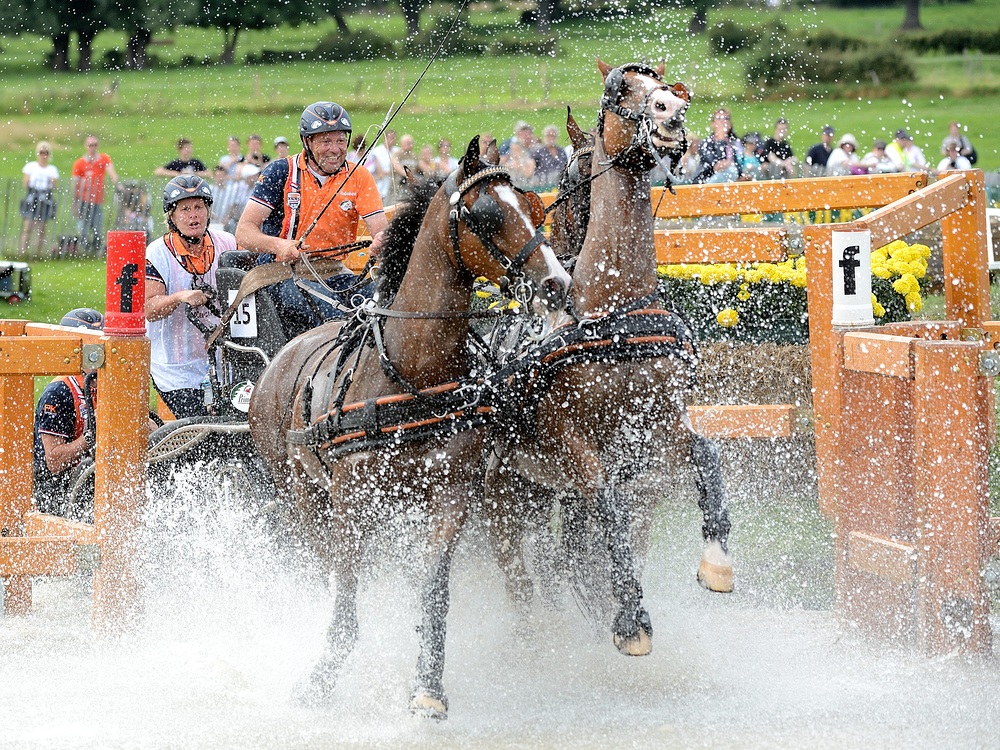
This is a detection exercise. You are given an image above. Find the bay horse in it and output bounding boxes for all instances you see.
[547,107,594,263]
[484,60,730,656]
[545,106,733,592]
[249,137,571,718]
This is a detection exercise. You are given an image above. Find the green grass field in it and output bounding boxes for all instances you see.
[0,1,998,180]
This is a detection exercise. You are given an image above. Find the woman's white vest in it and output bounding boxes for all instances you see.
[146,229,236,391]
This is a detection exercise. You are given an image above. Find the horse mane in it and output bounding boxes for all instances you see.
[374,177,443,305]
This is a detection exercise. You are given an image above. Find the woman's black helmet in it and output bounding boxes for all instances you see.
[162,175,213,214]
[299,102,352,138]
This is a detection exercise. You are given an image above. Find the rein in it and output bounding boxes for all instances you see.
[297,0,474,246]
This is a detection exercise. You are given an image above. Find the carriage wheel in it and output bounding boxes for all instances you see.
[159,451,278,525]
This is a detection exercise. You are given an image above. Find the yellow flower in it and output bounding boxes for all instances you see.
[717,308,739,327]
[737,283,751,302]
[872,294,886,318]
[892,273,920,296]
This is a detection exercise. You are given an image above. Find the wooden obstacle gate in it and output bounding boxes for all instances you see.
[835,322,996,653]
[0,231,149,631]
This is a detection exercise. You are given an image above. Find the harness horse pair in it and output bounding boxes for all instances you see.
[241,59,730,718]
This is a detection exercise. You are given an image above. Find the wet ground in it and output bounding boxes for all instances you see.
[2,476,999,750]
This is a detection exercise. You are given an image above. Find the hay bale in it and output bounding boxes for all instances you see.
[692,341,812,408]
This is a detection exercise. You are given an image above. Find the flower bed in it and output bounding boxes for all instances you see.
[657,240,930,344]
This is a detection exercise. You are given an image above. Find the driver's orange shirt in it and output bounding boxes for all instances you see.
[248,152,384,251]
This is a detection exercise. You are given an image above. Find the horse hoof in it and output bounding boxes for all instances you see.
[697,540,733,593]
[613,626,652,656]
[409,690,448,720]
[292,663,337,708]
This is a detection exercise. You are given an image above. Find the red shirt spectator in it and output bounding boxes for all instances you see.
[72,137,117,205]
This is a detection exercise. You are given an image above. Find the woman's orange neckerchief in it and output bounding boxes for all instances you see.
[164,231,216,277]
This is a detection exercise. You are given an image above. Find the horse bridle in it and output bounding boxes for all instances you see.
[445,163,548,305]
[597,63,688,182]
[552,144,594,250]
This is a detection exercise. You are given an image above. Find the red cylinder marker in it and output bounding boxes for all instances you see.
[104,230,147,336]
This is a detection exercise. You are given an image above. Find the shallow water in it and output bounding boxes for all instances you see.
[2,482,998,750]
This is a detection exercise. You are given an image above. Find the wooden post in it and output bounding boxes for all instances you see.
[92,231,149,632]
[0,372,36,615]
[836,331,919,642]
[940,170,990,328]
[912,339,993,654]
[804,224,840,515]
[91,335,150,632]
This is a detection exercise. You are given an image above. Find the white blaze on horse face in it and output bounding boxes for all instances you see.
[494,185,569,282]
[494,184,571,310]
[495,184,537,236]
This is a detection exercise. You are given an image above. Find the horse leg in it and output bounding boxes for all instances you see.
[410,542,455,719]
[594,483,652,656]
[690,434,733,593]
[294,518,362,707]
[483,465,536,618]
[410,484,469,720]
[559,492,615,628]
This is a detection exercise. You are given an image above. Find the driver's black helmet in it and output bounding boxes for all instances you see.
[60,308,104,330]
[299,102,352,139]
[162,175,213,214]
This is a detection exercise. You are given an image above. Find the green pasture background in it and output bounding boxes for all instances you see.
[1,0,1000,327]
[0,1,999,181]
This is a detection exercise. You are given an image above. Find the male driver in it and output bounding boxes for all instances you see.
[71,135,119,256]
[236,101,388,337]
[155,138,209,179]
[33,309,103,520]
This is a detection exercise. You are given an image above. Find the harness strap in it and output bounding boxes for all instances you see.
[288,378,491,458]
[487,305,699,438]
[283,155,301,239]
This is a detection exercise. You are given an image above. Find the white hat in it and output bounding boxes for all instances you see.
[273,136,288,146]
[839,133,858,148]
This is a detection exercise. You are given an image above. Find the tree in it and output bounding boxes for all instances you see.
[0,0,79,71]
[108,0,195,70]
[687,0,712,34]
[900,0,923,31]
[399,0,430,36]
[196,0,320,65]
[534,0,560,33]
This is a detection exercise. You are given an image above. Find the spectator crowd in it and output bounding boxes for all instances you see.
[675,113,980,186]
[7,116,984,261]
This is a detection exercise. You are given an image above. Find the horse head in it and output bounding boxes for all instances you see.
[550,107,596,260]
[442,135,571,312]
[596,58,689,173]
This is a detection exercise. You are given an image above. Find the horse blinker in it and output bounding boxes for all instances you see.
[467,194,504,238]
